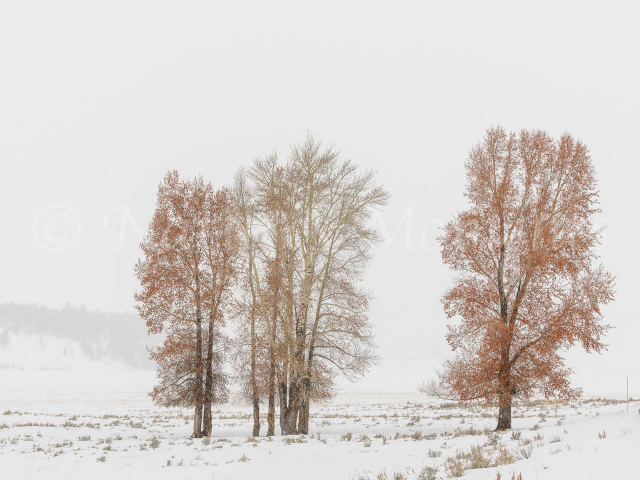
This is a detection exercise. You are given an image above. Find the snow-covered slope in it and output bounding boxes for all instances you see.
[0,303,153,371]
[0,332,113,371]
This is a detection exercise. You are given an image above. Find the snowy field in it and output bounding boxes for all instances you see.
[1,369,638,480]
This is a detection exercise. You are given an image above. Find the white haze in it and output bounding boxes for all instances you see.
[1,0,639,398]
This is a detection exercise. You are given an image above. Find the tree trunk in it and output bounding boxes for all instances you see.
[495,239,512,431]
[298,398,309,434]
[278,381,288,433]
[298,377,311,434]
[283,405,298,434]
[202,314,215,437]
[284,258,312,435]
[250,286,260,437]
[193,275,204,438]
[281,380,299,435]
[203,404,211,437]
[266,273,279,437]
[300,337,318,435]
[290,253,313,435]
[194,405,203,438]
[267,359,276,436]
[252,394,260,437]
[496,402,512,430]
[496,358,512,431]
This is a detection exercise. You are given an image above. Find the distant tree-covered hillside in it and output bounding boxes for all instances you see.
[0,303,152,369]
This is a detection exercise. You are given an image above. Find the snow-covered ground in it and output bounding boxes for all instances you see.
[1,366,638,480]
[1,332,638,479]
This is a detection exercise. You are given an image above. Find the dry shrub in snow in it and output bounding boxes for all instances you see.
[468,444,492,469]
[428,448,442,458]
[417,466,439,480]
[494,447,518,465]
[444,457,465,478]
[519,444,533,459]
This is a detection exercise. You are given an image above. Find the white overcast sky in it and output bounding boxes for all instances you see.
[1,0,638,395]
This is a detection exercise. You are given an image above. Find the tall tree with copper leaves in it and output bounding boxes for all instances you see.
[135,172,238,437]
[424,127,615,430]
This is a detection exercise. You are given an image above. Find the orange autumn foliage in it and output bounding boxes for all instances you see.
[135,171,239,437]
[428,127,615,429]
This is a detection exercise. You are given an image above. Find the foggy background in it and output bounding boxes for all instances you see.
[1,1,638,397]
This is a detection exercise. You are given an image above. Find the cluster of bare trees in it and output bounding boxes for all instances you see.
[231,137,389,435]
[136,127,614,435]
[135,135,389,437]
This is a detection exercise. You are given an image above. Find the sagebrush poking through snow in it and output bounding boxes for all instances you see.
[0,396,637,479]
